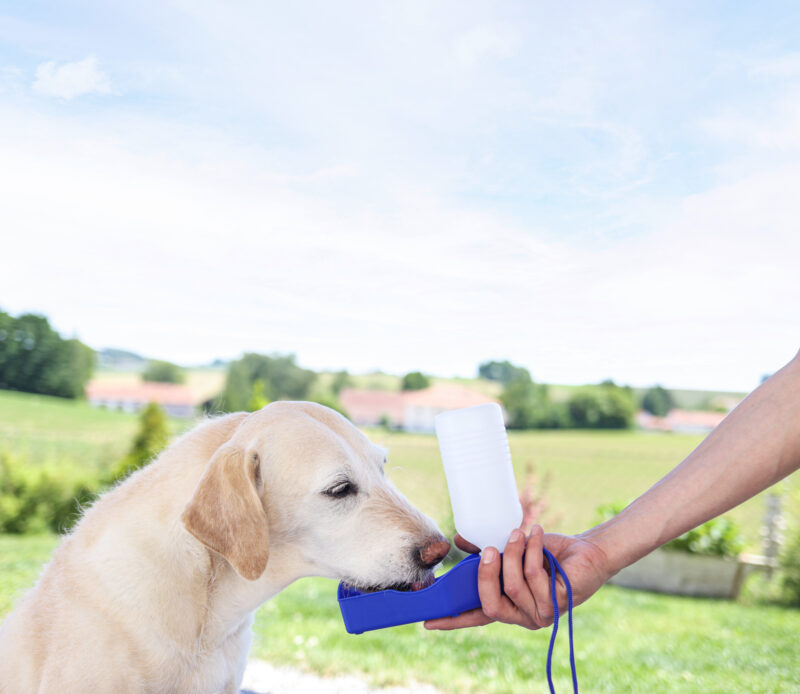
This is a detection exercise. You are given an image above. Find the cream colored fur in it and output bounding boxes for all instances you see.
[0,402,446,693]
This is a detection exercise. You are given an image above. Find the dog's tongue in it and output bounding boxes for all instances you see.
[409,573,435,592]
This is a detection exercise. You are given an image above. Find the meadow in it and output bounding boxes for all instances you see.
[1,388,798,693]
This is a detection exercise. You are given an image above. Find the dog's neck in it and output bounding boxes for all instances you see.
[195,541,314,651]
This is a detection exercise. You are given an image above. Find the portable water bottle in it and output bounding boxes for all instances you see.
[435,403,522,551]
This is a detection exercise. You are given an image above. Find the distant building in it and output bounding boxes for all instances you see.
[340,382,501,433]
[85,381,197,418]
[636,409,728,434]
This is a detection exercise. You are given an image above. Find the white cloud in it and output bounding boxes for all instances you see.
[32,56,111,99]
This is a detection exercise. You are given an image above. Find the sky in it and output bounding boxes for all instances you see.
[1,1,799,391]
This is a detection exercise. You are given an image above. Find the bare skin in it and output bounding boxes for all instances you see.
[426,350,800,631]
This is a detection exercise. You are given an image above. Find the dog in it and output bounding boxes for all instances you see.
[0,402,450,693]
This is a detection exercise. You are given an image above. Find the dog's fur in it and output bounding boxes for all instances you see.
[0,402,448,693]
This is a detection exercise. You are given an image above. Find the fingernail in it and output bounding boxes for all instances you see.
[482,548,497,564]
[510,529,524,544]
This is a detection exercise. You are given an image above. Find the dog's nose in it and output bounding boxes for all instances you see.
[417,536,451,569]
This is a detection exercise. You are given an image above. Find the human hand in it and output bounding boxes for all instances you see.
[424,525,614,631]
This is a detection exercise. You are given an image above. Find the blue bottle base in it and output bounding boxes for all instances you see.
[337,554,481,634]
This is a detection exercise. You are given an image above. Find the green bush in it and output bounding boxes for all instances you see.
[109,402,168,483]
[142,359,185,384]
[0,451,100,534]
[664,517,744,557]
[568,382,635,429]
[777,487,800,606]
[401,371,430,391]
[596,502,744,558]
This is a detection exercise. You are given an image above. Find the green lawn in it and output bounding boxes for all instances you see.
[370,428,788,550]
[0,389,187,470]
[0,388,787,547]
[2,534,798,694]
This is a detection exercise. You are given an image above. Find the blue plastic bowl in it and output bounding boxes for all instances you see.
[337,554,482,634]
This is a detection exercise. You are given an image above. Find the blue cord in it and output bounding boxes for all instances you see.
[542,548,578,693]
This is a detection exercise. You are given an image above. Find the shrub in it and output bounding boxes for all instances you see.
[109,402,169,483]
[501,374,568,429]
[401,371,430,391]
[642,384,674,417]
[142,359,185,384]
[664,517,744,557]
[596,502,744,558]
[0,451,100,534]
[777,487,800,606]
[568,382,635,429]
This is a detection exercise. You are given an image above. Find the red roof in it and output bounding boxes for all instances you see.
[340,383,499,426]
[85,381,197,406]
[401,382,498,409]
[339,388,405,423]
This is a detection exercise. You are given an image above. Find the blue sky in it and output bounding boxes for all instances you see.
[1,1,799,390]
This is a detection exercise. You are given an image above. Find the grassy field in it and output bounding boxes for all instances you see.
[2,534,798,694]
[0,388,788,548]
[0,389,189,470]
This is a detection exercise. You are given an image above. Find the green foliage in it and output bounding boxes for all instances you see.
[777,487,800,606]
[308,393,349,418]
[642,384,674,416]
[478,359,530,384]
[142,359,185,384]
[220,353,316,411]
[597,501,745,558]
[664,517,745,557]
[567,381,635,429]
[110,402,169,482]
[501,374,567,429]
[0,451,100,534]
[247,379,270,411]
[0,309,95,398]
[330,369,352,395]
[401,371,430,391]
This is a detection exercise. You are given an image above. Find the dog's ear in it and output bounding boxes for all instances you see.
[181,442,269,580]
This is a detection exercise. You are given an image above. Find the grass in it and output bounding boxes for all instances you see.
[369,428,790,550]
[2,534,798,694]
[2,387,798,691]
[0,388,787,547]
[0,389,189,470]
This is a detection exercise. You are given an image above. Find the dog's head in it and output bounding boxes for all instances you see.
[181,402,449,591]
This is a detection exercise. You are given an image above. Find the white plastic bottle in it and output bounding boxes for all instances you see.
[435,403,522,551]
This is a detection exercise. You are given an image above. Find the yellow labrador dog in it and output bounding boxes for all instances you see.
[0,402,449,693]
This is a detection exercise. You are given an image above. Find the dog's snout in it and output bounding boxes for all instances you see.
[416,536,450,569]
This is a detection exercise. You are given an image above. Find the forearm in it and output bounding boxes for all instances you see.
[582,351,800,575]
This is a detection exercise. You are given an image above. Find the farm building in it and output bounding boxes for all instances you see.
[636,408,729,434]
[85,381,197,418]
[340,382,502,433]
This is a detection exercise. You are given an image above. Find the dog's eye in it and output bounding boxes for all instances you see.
[324,481,358,499]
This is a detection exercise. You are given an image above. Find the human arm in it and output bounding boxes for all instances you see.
[426,350,800,630]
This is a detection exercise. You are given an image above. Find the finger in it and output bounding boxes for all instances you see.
[476,547,518,623]
[524,526,554,626]
[454,534,481,554]
[501,529,540,624]
[424,608,494,630]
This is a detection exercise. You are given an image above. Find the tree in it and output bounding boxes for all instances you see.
[0,309,95,398]
[110,402,169,482]
[478,360,531,385]
[142,360,185,384]
[220,353,316,412]
[568,382,635,429]
[401,371,430,391]
[500,372,567,429]
[642,384,674,417]
[331,369,351,395]
[247,379,269,411]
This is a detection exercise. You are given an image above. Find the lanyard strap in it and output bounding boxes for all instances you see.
[542,547,578,694]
